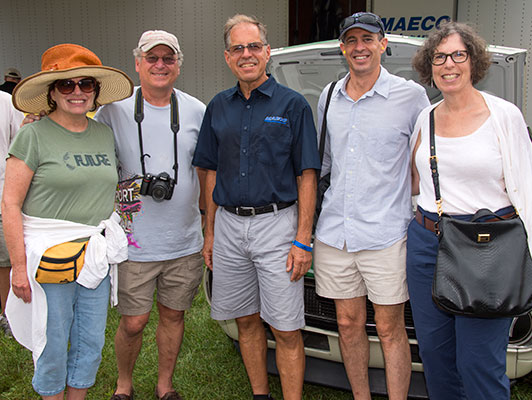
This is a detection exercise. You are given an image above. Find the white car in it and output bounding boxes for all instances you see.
[204,35,530,398]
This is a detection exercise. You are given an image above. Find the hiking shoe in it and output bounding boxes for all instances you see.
[0,315,12,337]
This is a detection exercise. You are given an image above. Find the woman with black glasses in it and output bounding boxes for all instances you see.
[408,22,532,400]
[3,43,132,400]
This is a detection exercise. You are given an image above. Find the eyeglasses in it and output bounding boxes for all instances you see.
[431,50,469,65]
[142,55,178,65]
[227,42,266,56]
[54,78,97,94]
[339,12,385,37]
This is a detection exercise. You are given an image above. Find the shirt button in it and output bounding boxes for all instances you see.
[351,125,355,128]
[346,217,350,221]
[242,149,247,154]
[350,148,354,152]
[244,126,248,130]
[241,172,246,177]
[246,105,251,109]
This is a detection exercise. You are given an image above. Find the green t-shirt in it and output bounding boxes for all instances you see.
[9,116,118,226]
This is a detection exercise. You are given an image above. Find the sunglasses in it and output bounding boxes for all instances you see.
[339,12,385,36]
[431,50,469,65]
[142,55,178,65]
[227,42,266,56]
[55,78,97,94]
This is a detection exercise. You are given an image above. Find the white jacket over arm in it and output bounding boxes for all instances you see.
[5,212,127,365]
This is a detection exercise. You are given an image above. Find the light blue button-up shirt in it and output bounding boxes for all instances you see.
[315,67,430,252]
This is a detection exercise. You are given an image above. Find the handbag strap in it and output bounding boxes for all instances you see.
[319,81,338,163]
[428,109,443,216]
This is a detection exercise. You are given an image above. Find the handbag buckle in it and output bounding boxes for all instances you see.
[478,233,491,243]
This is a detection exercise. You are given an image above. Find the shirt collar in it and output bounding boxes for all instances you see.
[225,75,276,100]
[338,66,391,100]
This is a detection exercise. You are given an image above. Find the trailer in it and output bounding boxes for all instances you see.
[368,0,532,125]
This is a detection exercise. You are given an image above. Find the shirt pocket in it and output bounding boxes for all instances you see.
[257,122,292,165]
[366,126,407,163]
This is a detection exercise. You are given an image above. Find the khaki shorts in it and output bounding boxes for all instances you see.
[117,252,204,315]
[313,236,408,305]
[0,215,10,267]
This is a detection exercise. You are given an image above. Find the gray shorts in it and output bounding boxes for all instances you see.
[117,252,204,315]
[211,205,304,331]
[0,215,10,267]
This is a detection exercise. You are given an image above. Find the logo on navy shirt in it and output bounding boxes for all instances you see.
[264,116,288,125]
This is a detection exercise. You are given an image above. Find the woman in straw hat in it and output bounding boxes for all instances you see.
[3,43,133,399]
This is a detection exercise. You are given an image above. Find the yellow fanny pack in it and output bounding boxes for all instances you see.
[36,240,88,284]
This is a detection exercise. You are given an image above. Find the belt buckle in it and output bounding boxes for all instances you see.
[237,206,256,216]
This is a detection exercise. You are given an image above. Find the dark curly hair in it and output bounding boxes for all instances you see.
[412,21,491,86]
[47,78,101,113]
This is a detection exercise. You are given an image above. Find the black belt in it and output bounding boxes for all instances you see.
[224,201,295,217]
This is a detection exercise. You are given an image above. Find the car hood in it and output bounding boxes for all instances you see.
[268,34,526,123]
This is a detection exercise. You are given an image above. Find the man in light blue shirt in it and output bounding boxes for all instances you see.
[313,12,430,400]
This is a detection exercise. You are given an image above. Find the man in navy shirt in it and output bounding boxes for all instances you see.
[193,14,320,400]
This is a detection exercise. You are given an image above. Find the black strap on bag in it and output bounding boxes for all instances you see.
[318,81,337,163]
[428,108,532,317]
[314,81,337,231]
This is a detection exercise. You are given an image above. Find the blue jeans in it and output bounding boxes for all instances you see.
[406,207,512,400]
[32,276,110,396]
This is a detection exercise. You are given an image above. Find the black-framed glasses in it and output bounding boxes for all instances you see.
[431,50,469,65]
[55,78,97,94]
[339,12,385,37]
[142,55,177,65]
[227,42,266,56]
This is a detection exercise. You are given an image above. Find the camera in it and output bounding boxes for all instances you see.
[139,172,175,202]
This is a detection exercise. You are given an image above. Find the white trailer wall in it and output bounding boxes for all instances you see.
[456,0,532,126]
[0,0,289,105]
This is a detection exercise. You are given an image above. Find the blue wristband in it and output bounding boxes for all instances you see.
[292,240,312,252]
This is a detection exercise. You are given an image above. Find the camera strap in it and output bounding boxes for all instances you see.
[134,87,180,182]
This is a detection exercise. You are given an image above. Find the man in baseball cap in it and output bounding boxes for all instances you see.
[312,11,430,400]
[97,29,205,400]
[0,67,22,94]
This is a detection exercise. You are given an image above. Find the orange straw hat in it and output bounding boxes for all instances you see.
[12,43,133,114]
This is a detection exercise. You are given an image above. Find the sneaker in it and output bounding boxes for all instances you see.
[0,314,12,337]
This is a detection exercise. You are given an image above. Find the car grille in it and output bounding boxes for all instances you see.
[304,277,417,340]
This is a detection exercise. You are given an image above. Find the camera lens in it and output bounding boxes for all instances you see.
[151,182,168,202]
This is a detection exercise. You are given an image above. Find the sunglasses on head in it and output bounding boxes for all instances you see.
[54,78,97,95]
[340,12,385,36]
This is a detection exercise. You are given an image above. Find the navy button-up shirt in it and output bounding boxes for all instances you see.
[193,76,320,207]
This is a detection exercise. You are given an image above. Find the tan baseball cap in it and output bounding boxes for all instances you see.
[138,30,181,54]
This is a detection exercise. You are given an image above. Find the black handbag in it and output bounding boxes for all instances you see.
[428,109,532,318]
[314,80,337,231]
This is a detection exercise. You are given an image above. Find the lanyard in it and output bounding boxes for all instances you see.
[134,87,180,182]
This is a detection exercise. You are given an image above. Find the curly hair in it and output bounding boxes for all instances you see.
[412,21,491,86]
[47,78,101,113]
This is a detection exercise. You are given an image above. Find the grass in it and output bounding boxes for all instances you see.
[1,281,532,399]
